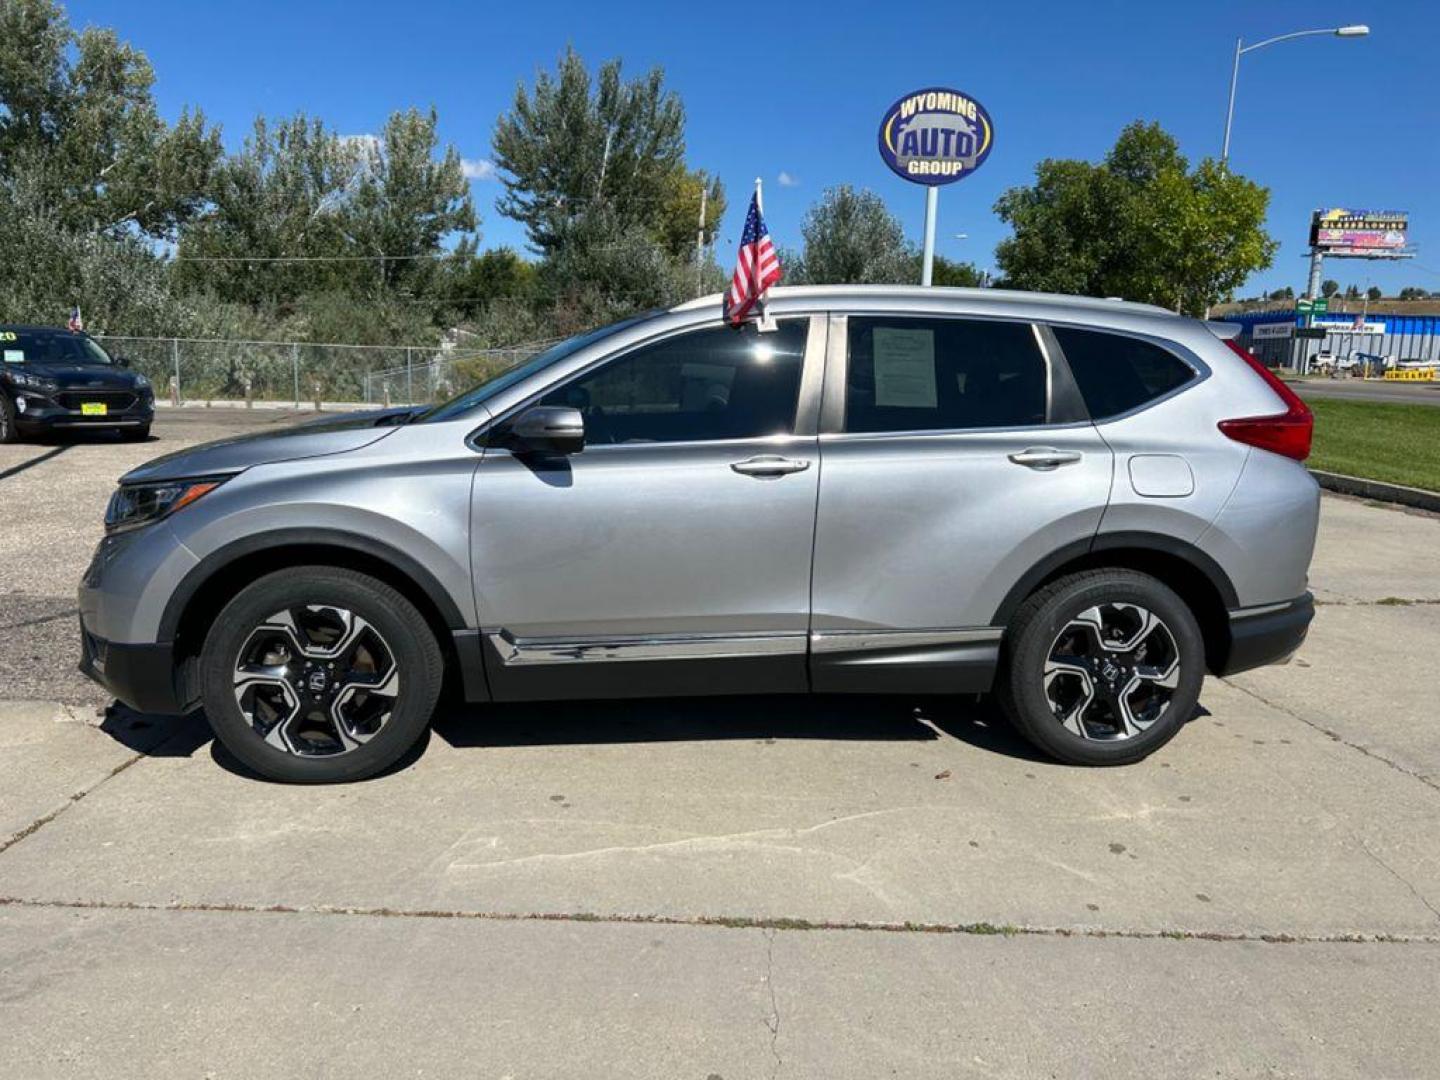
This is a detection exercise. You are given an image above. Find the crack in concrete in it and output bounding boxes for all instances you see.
[0,753,145,857]
[2,896,1437,946]
[1358,842,1440,926]
[762,928,782,1079]
[0,606,79,632]
[1221,677,1440,795]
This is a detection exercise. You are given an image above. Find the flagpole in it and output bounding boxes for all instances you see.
[754,176,763,216]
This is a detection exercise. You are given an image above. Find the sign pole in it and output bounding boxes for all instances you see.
[921,186,938,286]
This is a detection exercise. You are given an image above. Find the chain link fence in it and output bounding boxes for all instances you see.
[94,335,554,407]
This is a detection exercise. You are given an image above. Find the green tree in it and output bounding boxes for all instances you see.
[0,0,220,240]
[349,107,478,294]
[492,48,688,257]
[654,166,726,260]
[993,121,1277,315]
[927,255,984,287]
[1399,287,1427,300]
[1321,279,1340,298]
[792,185,914,285]
[1267,287,1295,301]
[1366,286,1382,301]
[176,109,476,307]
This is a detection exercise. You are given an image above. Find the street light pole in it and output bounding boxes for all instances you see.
[1220,24,1369,167]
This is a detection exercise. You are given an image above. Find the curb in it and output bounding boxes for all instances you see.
[1310,470,1440,513]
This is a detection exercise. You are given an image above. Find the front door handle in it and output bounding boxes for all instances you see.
[731,455,811,478]
[1008,447,1082,470]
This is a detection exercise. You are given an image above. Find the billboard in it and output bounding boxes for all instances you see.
[1310,208,1408,255]
[1251,322,1294,341]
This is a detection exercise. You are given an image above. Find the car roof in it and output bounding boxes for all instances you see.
[0,324,87,335]
[671,285,1178,320]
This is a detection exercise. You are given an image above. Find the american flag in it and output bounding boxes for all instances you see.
[67,306,83,332]
[726,192,781,325]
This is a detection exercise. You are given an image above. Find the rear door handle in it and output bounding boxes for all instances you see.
[1008,447,1082,470]
[730,455,811,477]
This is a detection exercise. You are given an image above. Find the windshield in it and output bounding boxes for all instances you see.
[0,329,114,367]
[419,316,650,423]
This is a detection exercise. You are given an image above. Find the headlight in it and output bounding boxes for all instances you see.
[105,478,226,534]
[8,371,60,394]
[134,374,152,391]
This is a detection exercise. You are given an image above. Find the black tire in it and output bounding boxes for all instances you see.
[0,394,19,444]
[200,566,444,783]
[996,569,1205,766]
[119,424,151,441]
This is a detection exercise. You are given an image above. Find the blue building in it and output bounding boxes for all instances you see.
[1223,309,1440,372]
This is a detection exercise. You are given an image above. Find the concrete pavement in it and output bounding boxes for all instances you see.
[2,411,1439,1077]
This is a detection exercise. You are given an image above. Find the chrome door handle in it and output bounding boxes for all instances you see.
[1008,447,1082,470]
[730,455,811,477]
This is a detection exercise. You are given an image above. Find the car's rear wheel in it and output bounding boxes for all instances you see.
[0,394,19,444]
[200,566,443,783]
[997,569,1204,766]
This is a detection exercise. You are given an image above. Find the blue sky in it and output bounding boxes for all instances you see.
[69,0,1440,296]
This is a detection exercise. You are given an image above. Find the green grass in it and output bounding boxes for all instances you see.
[1307,398,1440,492]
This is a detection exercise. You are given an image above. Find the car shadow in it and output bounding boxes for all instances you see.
[97,692,1212,781]
[432,691,1054,763]
[23,427,155,446]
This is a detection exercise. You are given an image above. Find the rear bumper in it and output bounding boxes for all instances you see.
[78,621,193,715]
[1216,593,1314,676]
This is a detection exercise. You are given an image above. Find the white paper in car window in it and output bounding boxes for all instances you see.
[2,349,24,365]
[872,327,937,408]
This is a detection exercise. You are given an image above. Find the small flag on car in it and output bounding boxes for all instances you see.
[67,306,83,332]
[725,190,781,326]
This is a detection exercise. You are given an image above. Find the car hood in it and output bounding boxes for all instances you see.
[24,364,142,388]
[121,407,416,484]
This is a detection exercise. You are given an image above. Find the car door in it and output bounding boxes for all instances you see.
[471,316,825,700]
[809,312,1113,693]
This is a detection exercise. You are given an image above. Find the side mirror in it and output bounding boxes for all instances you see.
[508,405,585,455]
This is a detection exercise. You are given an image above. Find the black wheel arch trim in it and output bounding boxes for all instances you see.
[159,527,469,644]
[990,531,1241,629]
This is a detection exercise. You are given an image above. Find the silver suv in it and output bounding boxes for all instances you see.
[79,287,1319,782]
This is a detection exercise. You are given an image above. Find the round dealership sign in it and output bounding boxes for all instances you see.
[877,87,994,186]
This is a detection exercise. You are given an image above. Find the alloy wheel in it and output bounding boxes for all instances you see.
[232,605,400,756]
[1042,603,1180,741]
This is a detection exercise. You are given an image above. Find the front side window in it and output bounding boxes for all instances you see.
[844,316,1047,433]
[539,321,807,445]
[1052,326,1195,420]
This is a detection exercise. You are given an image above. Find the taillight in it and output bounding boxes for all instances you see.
[1217,339,1313,461]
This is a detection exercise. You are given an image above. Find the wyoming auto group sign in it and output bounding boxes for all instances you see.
[878,87,994,185]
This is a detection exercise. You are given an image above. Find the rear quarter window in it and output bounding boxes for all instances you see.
[1052,326,1195,420]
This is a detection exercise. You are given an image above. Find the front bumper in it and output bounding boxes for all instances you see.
[16,390,154,430]
[78,621,194,715]
[1216,593,1314,676]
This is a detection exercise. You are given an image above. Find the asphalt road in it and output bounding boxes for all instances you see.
[3,408,1440,1078]
[1289,376,1440,406]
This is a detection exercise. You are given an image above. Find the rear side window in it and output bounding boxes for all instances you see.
[844,317,1047,433]
[1052,327,1194,420]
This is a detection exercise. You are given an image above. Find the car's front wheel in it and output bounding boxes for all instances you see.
[200,566,444,783]
[997,569,1205,766]
[0,394,20,444]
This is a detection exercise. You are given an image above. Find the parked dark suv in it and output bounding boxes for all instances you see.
[0,325,154,443]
